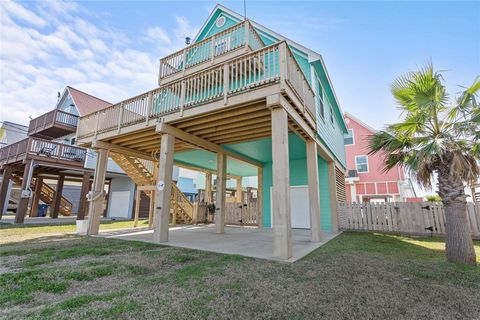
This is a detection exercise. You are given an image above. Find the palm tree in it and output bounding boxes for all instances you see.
[369,64,479,265]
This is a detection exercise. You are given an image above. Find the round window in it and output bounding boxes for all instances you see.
[216,16,226,28]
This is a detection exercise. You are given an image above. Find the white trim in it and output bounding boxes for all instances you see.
[355,155,369,173]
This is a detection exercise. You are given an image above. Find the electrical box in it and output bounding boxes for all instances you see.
[20,190,32,199]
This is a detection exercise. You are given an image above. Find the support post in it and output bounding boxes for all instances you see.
[15,160,34,224]
[51,174,65,219]
[236,178,243,203]
[86,148,109,235]
[30,177,43,217]
[257,167,263,228]
[271,107,292,259]
[77,171,90,220]
[205,172,212,203]
[134,189,141,227]
[148,190,155,228]
[306,140,322,242]
[153,133,175,242]
[0,165,12,218]
[215,153,227,234]
[328,161,339,232]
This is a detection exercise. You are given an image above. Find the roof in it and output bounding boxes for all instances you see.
[65,86,112,116]
[344,112,378,133]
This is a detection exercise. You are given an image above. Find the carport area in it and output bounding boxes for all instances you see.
[98,225,340,262]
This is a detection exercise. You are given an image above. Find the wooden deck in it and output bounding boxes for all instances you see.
[0,137,87,170]
[77,40,319,161]
[28,109,78,139]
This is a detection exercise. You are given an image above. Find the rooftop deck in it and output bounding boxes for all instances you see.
[0,137,86,169]
[77,39,317,154]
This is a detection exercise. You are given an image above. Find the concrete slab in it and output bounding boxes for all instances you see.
[98,224,341,262]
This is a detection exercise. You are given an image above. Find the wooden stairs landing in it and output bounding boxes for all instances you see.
[110,152,193,224]
[10,175,73,216]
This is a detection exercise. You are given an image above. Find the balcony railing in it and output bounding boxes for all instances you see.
[159,20,265,82]
[0,137,87,167]
[28,109,79,138]
[77,41,316,140]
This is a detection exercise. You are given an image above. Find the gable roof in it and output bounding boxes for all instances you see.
[193,4,347,133]
[63,86,112,116]
[344,112,377,133]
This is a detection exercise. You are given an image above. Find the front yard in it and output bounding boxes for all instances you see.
[0,224,479,319]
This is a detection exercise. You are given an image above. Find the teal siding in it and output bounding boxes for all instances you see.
[262,156,332,231]
[195,12,240,42]
[291,48,311,86]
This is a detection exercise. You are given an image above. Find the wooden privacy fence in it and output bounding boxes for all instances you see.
[337,202,480,239]
[193,200,259,226]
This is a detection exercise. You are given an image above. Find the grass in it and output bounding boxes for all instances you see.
[0,228,479,319]
[0,219,149,244]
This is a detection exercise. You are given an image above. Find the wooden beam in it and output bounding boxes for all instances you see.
[257,167,263,228]
[0,166,12,218]
[271,107,292,260]
[133,189,141,228]
[92,140,155,161]
[77,171,90,220]
[148,190,155,229]
[109,129,156,144]
[306,140,321,242]
[86,148,109,235]
[156,123,262,168]
[153,133,175,243]
[180,110,271,133]
[215,153,227,234]
[190,116,271,136]
[15,160,33,224]
[51,174,65,219]
[30,177,43,217]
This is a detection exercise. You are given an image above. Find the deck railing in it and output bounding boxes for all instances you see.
[77,41,316,140]
[28,109,78,135]
[158,20,265,81]
[0,137,87,166]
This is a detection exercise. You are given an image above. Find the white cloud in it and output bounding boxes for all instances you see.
[0,0,199,125]
[0,0,47,28]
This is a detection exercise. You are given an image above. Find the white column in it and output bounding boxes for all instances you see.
[306,140,321,242]
[215,153,227,233]
[87,148,109,235]
[271,107,292,260]
[153,133,175,242]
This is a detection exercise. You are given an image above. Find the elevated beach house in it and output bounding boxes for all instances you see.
[76,5,348,260]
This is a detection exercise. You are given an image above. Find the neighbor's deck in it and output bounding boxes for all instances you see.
[77,21,318,158]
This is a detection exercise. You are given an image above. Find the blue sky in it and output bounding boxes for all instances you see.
[0,0,478,129]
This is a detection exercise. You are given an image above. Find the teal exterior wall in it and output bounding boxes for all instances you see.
[262,154,332,231]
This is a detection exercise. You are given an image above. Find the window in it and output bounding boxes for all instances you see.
[318,97,325,119]
[355,155,369,173]
[344,129,354,145]
[330,106,334,125]
[215,38,231,55]
[316,81,325,119]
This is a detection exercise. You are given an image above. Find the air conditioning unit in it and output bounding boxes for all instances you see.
[347,170,358,178]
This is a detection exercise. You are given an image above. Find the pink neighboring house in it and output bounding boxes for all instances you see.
[343,113,416,203]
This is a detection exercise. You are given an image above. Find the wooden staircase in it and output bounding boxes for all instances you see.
[10,175,73,216]
[110,152,193,224]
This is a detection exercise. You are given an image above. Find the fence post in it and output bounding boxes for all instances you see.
[145,91,152,125]
[210,35,216,62]
[180,81,186,117]
[244,20,250,51]
[117,103,124,133]
[278,42,287,91]
[223,64,229,105]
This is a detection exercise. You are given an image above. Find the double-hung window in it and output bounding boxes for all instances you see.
[344,129,354,145]
[355,155,369,173]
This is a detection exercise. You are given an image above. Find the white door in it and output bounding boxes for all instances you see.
[270,186,310,229]
[109,191,131,219]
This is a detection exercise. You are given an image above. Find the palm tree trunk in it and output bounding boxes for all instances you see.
[437,165,477,265]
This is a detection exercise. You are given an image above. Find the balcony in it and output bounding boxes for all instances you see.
[0,137,86,169]
[77,41,316,142]
[28,109,79,139]
[159,20,265,85]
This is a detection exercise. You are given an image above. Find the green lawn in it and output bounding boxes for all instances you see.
[0,220,149,244]
[0,228,479,319]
